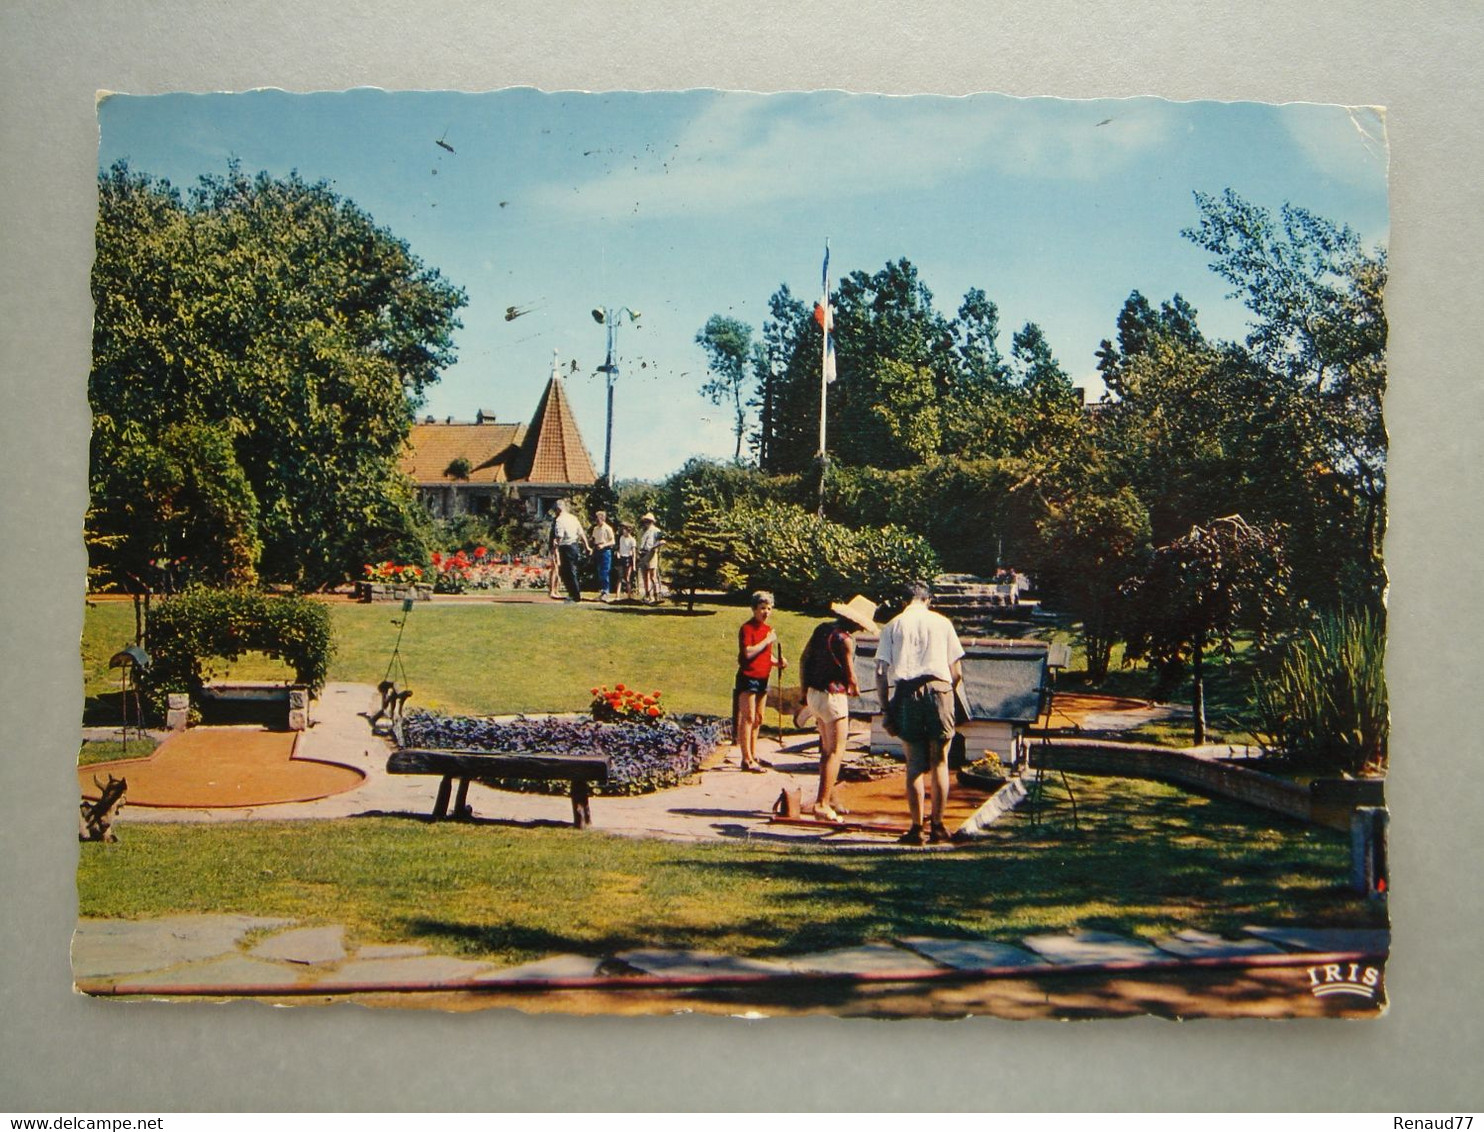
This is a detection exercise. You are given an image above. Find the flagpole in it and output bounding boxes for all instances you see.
[818,238,830,515]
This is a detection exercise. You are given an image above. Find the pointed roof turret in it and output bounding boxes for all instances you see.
[515,350,599,485]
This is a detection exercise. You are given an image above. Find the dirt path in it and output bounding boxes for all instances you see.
[78,728,365,808]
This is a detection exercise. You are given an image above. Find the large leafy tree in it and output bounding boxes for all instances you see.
[90,161,467,591]
[1030,487,1151,682]
[740,258,1047,476]
[1182,190,1387,603]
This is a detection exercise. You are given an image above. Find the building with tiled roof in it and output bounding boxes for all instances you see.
[402,354,599,520]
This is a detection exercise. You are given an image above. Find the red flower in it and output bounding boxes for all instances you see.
[474,546,488,558]
[646,707,660,718]
[615,684,626,692]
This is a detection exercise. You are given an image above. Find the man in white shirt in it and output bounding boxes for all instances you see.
[875,580,965,845]
[550,499,591,602]
[590,510,616,600]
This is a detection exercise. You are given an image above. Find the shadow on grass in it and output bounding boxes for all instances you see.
[594,605,718,618]
[76,775,1385,977]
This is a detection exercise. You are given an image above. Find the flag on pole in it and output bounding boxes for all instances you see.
[813,244,836,383]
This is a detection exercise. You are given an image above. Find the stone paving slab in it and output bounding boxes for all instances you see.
[897,937,1047,970]
[317,956,497,986]
[1243,926,1391,955]
[474,954,604,982]
[110,955,311,992]
[1021,930,1166,965]
[777,944,945,976]
[1153,929,1286,959]
[613,947,796,978]
[72,915,294,978]
[356,943,429,960]
[250,924,346,965]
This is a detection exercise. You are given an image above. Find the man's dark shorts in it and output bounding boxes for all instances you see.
[735,674,770,696]
[893,676,956,742]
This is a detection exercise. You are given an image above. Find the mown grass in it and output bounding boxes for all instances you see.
[76,774,1379,964]
[83,597,822,721]
[78,738,158,767]
[1042,625,1264,747]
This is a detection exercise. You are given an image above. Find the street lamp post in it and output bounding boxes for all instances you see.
[591,306,640,481]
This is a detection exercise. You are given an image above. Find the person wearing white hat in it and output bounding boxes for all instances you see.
[637,512,665,603]
[797,594,879,822]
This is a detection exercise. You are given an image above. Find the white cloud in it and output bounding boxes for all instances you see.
[531,93,1178,221]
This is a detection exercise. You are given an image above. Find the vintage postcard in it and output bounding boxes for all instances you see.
[75,89,1389,1019]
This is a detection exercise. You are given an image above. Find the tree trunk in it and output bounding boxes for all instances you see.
[1191,639,1206,745]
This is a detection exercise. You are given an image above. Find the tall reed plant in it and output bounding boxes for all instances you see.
[1252,607,1387,775]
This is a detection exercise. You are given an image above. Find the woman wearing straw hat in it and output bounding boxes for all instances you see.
[797,594,879,822]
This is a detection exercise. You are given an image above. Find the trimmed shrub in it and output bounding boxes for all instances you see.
[142,588,335,712]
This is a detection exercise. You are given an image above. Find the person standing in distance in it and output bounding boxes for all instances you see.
[637,512,666,604]
[550,498,591,602]
[590,509,616,601]
[875,580,965,845]
[615,521,637,600]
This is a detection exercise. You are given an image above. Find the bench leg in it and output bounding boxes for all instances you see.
[432,775,454,819]
[571,780,592,829]
[453,777,472,819]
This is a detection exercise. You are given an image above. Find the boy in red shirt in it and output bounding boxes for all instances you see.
[734,591,786,772]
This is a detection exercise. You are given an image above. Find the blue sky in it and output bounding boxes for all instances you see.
[98,89,1389,481]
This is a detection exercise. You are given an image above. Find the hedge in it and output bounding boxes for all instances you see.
[142,588,335,712]
[728,502,940,608]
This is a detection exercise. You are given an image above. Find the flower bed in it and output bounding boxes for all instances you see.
[401,710,726,796]
[430,549,550,593]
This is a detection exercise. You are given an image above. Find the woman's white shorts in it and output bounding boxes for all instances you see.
[804,687,850,726]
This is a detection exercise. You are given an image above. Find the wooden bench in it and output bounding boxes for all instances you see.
[386,748,610,828]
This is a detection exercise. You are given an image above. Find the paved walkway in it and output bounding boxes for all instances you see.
[106,682,930,846]
[71,911,1389,1018]
[77,683,1388,1012]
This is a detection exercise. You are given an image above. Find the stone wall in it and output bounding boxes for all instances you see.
[1035,738,1337,827]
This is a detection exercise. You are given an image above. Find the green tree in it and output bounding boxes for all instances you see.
[1030,487,1151,682]
[90,161,467,591]
[1183,190,1386,602]
[1121,515,1286,744]
[695,315,758,461]
[665,489,744,611]
[86,420,263,641]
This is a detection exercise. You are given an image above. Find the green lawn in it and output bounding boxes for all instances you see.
[77,598,1379,959]
[76,773,1378,964]
[83,597,823,720]
[78,738,158,767]
[1042,625,1264,747]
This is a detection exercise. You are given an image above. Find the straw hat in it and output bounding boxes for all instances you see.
[830,594,879,633]
[640,512,656,522]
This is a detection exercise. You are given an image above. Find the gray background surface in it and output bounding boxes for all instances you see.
[2,0,1480,1112]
